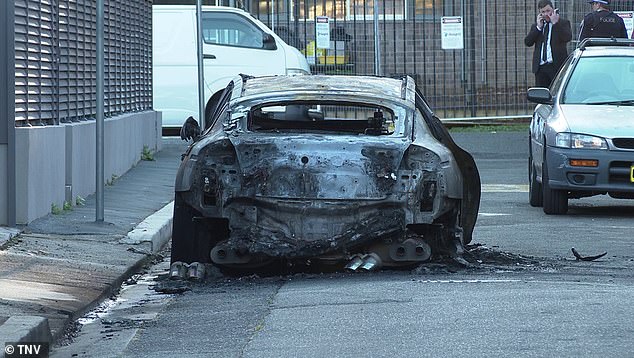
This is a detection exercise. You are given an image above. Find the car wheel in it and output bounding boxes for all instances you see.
[171,193,226,264]
[542,158,568,215]
[528,156,543,207]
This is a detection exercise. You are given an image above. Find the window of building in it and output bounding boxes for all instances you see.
[414,0,449,20]
[294,0,347,20]
[250,0,292,24]
[248,0,443,21]
[348,0,407,20]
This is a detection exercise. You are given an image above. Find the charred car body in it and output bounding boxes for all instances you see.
[171,75,480,272]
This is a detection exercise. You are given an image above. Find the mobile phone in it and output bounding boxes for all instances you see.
[555,8,559,14]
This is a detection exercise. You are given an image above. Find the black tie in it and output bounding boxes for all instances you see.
[542,23,550,63]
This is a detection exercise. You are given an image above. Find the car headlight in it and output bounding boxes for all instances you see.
[286,68,310,75]
[555,133,607,149]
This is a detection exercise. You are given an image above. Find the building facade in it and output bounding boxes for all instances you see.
[1,0,161,225]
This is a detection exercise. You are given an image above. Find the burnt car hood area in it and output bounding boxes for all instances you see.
[170,75,480,273]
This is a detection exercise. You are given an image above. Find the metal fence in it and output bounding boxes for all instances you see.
[240,0,634,119]
[14,0,633,124]
[14,0,152,126]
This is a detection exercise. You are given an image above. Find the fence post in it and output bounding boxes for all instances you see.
[468,0,477,117]
[373,0,381,76]
[196,0,206,129]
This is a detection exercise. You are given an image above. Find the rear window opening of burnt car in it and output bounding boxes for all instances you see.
[248,102,396,135]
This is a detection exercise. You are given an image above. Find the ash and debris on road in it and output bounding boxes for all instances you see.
[464,243,547,268]
[411,243,559,275]
[150,243,564,289]
[56,321,82,347]
[0,234,23,250]
[151,280,192,294]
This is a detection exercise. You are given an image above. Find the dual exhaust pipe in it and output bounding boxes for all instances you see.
[345,253,382,272]
[169,261,206,281]
[345,239,432,272]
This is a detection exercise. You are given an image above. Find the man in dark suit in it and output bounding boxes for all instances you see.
[524,0,572,88]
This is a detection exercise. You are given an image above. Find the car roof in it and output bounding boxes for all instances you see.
[237,75,415,105]
[576,38,634,57]
[201,5,250,13]
[153,5,251,15]
[578,46,634,57]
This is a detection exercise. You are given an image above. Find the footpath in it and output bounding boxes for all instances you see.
[0,138,187,346]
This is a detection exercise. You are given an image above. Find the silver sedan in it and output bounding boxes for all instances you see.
[528,38,634,214]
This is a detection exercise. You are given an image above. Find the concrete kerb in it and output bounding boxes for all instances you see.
[0,316,52,344]
[122,200,174,253]
[0,201,175,346]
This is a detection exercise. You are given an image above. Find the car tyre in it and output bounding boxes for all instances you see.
[528,157,543,207]
[542,159,568,215]
[171,193,226,264]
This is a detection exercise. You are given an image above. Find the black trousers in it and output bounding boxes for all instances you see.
[535,63,556,88]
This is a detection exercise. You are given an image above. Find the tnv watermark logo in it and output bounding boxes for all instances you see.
[4,342,49,358]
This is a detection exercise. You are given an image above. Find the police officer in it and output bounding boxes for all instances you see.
[579,0,628,42]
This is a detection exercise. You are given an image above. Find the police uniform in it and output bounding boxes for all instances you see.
[579,6,628,41]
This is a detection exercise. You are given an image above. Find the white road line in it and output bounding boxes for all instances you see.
[416,279,522,284]
[481,184,528,193]
[478,213,512,217]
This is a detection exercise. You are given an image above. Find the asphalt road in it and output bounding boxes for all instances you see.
[52,131,634,358]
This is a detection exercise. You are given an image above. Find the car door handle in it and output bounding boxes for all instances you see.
[203,54,216,59]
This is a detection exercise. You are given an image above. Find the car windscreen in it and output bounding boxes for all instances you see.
[248,102,397,135]
[562,56,634,105]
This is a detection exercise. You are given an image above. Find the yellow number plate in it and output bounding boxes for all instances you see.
[631,165,634,183]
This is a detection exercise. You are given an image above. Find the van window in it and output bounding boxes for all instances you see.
[202,12,264,49]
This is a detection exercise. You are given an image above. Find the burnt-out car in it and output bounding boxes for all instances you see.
[171,75,480,272]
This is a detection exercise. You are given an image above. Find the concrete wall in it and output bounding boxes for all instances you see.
[15,125,66,223]
[0,145,6,225]
[15,110,161,224]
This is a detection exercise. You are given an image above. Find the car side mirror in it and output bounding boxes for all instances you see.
[263,34,277,50]
[527,87,554,105]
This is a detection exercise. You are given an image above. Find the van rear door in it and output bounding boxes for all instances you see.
[153,7,199,126]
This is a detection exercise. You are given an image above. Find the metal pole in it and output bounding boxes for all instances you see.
[373,0,381,76]
[271,0,276,32]
[468,0,477,117]
[2,0,16,226]
[480,0,486,83]
[96,0,104,222]
[196,0,206,129]
[462,0,467,83]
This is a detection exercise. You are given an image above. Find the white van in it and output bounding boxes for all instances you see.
[152,5,310,131]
